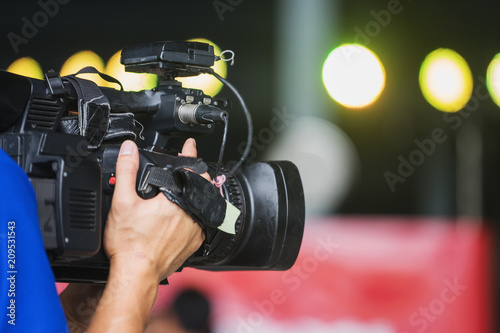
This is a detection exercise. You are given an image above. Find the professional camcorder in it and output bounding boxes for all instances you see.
[0,41,305,284]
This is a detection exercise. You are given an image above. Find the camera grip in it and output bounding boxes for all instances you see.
[102,146,227,230]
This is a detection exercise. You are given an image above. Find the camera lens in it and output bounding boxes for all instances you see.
[187,161,305,271]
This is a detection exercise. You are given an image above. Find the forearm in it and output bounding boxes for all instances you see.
[60,284,105,333]
[87,261,158,333]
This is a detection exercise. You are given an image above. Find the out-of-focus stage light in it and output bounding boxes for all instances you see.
[322,44,386,109]
[264,116,359,216]
[177,38,227,96]
[486,53,500,108]
[104,51,157,91]
[419,48,473,112]
[60,50,106,86]
[7,57,43,79]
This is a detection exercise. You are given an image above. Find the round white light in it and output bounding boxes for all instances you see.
[419,48,473,112]
[487,53,500,108]
[322,44,386,108]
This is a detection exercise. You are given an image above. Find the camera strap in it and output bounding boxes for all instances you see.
[63,73,111,149]
[142,164,228,230]
[58,112,137,142]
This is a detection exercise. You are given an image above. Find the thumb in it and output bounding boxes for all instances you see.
[178,138,197,157]
[114,140,140,198]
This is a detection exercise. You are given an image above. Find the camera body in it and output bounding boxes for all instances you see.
[0,41,305,283]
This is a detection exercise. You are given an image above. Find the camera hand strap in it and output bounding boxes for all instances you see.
[142,163,228,230]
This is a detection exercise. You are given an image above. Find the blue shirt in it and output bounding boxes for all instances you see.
[0,148,69,332]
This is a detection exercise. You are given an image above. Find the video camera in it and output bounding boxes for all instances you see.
[0,41,305,284]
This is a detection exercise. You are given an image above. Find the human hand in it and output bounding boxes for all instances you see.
[86,139,206,333]
[104,138,206,282]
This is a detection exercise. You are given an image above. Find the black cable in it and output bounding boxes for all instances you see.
[209,69,253,176]
[214,113,229,178]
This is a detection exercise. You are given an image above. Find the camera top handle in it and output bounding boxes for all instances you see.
[120,41,216,80]
[120,41,253,176]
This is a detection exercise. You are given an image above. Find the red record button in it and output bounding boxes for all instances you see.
[109,175,116,186]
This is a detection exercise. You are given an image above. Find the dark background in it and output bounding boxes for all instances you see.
[2,0,500,217]
[1,0,499,325]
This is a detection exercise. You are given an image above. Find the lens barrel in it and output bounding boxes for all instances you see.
[189,161,305,271]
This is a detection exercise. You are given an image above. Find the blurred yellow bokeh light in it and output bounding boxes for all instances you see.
[486,53,500,108]
[7,57,43,79]
[419,48,473,112]
[322,44,386,108]
[60,50,106,86]
[104,51,157,91]
[177,38,227,96]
